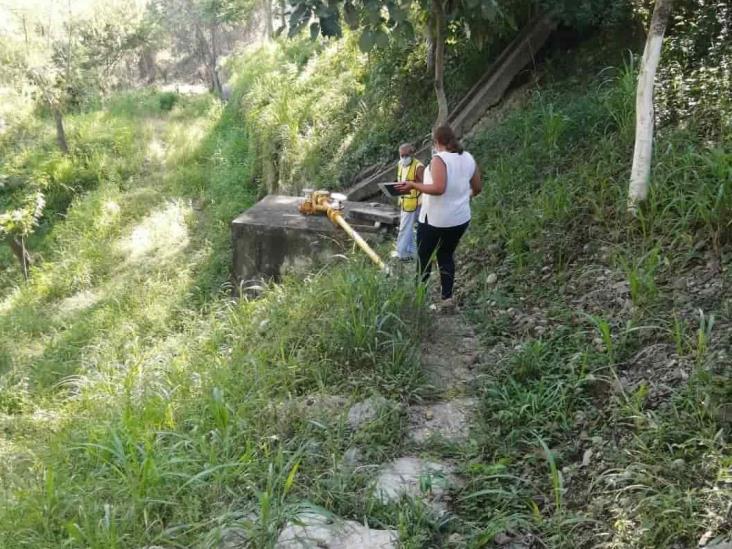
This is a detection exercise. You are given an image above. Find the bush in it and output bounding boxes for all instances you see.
[106,89,182,118]
[158,91,178,112]
[656,0,732,134]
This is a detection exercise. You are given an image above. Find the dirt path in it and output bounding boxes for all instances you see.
[370,309,481,513]
[268,309,485,548]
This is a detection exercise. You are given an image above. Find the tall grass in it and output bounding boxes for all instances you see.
[0,74,431,547]
[459,46,730,547]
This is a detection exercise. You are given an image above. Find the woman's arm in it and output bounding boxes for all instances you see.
[416,164,425,184]
[470,165,482,197]
[396,157,446,195]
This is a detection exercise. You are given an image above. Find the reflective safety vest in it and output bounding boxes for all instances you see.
[397,159,423,213]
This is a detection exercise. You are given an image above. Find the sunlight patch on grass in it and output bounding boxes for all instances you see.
[13,336,49,365]
[73,331,192,413]
[91,199,124,232]
[0,434,30,485]
[0,293,16,315]
[56,289,100,314]
[116,200,190,264]
[146,136,167,163]
[164,115,217,164]
[0,86,33,130]
[103,200,121,215]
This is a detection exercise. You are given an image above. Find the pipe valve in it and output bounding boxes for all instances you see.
[298,189,386,271]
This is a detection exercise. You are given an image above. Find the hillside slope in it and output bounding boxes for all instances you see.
[455,42,731,547]
[0,31,730,549]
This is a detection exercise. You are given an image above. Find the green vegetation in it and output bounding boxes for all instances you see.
[231,31,503,193]
[456,41,730,546]
[1,1,730,548]
[0,83,426,546]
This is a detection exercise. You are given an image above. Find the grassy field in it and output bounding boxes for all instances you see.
[0,33,730,548]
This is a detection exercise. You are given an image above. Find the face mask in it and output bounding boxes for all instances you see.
[400,156,412,167]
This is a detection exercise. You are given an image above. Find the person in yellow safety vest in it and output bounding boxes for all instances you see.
[393,143,425,261]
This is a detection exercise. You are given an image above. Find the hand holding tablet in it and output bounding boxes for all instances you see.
[377,181,411,197]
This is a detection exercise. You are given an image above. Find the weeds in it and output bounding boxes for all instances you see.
[536,435,563,515]
[694,309,715,367]
[586,313,615,364]
[621,247,662,308]
[671,312,688,356]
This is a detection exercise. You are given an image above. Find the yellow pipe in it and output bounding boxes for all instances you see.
[328,208,386,270]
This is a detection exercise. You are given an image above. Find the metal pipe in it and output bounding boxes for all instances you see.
[328,209,386,270]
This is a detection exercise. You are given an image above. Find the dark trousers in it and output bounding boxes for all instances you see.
[416,219,469,299]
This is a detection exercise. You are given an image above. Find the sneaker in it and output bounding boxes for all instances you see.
[399,256,414,262]
[438,297,457,313]
[427,298,456,313]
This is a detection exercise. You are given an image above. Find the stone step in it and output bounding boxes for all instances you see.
[276,512,397,549]
[373,456,458,515]
[346,395,395,431]
[420,313,481,391]
[408,398,478,444]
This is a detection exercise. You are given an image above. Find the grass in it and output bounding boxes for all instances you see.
[0,28,730,549]
[0,77,428,547]
[455,40,731,547]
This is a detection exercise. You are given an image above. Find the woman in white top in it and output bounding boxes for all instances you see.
[395,125,482,307]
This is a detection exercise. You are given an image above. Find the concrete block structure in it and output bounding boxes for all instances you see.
[231,195,398,288]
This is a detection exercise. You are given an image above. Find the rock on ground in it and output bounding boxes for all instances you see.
[373,456,457,513]
[701,539,732,549]
[276,512,397,549]
[273,394,348,423]
[216,526,249,548]
[408,398,477,443]
[343,446,363,466]
[347,396,391,430]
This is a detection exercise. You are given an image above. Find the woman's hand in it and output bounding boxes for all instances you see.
[394,181,413,193]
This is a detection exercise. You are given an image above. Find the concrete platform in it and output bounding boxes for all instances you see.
[231,195,398,288]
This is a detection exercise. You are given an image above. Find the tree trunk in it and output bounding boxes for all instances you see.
[432,0,448,127]
[138,48,157,84]
[628,0,673,214]
[9,237,32,280]
[65,0,73,82]
[22,14,29,54]
[426,29,436,73]
[209,23,223,98]
[263,0,274,40]
[279,0,286,31]
[53,107,69,155]
[195,23,223,98]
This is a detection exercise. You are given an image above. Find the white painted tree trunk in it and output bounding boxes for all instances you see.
[628,0,673,214]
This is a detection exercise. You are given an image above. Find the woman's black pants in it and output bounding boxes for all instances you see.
[416,220,470,299]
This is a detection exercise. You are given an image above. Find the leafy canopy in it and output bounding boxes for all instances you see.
[288,0,519,52]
